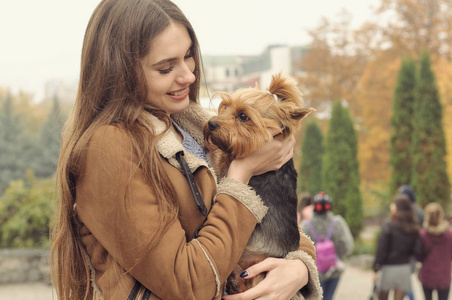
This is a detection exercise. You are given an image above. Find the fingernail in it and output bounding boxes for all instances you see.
[240,271,248,278]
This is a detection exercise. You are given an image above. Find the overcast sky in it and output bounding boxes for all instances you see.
[0,0,379,102]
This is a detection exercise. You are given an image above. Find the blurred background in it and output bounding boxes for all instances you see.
[0,0,451,299]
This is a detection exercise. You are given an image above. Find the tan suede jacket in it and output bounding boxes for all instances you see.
[74,101,321,300]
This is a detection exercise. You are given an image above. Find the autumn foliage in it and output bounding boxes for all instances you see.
[297,0,452,211]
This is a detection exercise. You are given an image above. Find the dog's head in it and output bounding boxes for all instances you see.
[204,73,314,159]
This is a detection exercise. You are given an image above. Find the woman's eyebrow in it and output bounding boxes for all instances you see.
[152,57,177,67]
[151,44,193,67]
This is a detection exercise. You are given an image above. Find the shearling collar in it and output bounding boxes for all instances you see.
[425,220,450,235]
[172,100,214,145]
[143,101,215,176]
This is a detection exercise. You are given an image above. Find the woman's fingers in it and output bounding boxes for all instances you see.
[240,258,277,279]
[223,257,307,300]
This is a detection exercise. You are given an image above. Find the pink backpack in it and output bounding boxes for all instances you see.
[305,218,337,273]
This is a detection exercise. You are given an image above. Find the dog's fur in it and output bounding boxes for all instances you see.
[203,73,314,294]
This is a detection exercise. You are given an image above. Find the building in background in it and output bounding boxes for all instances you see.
[202,44,308,95]
[43,80,77,105]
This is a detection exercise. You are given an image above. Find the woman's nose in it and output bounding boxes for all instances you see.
[177,60,196,85]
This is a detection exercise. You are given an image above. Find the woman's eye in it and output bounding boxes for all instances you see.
[184,48,193,59]
[159,66,174,74]
[236,112,249,122]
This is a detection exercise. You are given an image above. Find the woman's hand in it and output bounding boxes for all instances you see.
[227,135,295,184]
[222,257,308,300]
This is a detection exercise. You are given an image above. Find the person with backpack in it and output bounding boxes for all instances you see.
[373,194,422,300]
[301,192,354,300]
[416,202,452,300]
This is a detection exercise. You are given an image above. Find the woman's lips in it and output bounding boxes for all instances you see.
[167,87,189,100]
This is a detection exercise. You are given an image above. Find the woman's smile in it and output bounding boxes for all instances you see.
[167,87,190,100]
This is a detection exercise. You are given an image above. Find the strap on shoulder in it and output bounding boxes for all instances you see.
[325,217,337,240]
[305,220,319,241]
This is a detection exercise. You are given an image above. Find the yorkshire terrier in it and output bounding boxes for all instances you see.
[203,73,314,294]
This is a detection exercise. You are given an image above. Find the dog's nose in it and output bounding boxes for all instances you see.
[208,120,219,131]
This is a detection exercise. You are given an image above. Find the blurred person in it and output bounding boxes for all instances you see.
[398,184,424,300]
[297,192,314,225]
[416,203,452,300]
[301,192,354,300]
[398,184,424,225]
[373,194,422,300]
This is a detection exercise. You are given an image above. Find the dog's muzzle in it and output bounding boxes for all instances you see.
[207,120,220,131]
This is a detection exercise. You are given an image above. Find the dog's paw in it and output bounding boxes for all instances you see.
[225,273,242,295]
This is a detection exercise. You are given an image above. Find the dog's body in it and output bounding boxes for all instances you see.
[223,159,300,293]
[203,73,313,294]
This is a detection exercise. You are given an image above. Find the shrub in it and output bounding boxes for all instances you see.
[0,172,55,248]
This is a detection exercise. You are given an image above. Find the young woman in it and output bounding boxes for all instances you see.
[50,0,321,299]
[373,194,422,300]
[417,203,452,300]
[297,193,314,225]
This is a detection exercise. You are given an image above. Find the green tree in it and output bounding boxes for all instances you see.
[0,94,30,192]
[411,50,450,208]
[299,121,324,195]
[322,101,363,237]
[0,172,55,248]
[33,95,63,178]
[390,57,417,197]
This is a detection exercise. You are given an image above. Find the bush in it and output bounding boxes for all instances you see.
[352,226,380,256]
[0,172,55,248]
[352,238,376,256]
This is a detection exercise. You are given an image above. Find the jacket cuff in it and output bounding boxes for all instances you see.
[216,177,268,223]
[285,250,323,300]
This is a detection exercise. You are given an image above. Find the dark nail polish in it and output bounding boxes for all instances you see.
[240,271,248,278]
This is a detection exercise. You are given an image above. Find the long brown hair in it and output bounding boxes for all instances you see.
[391,194,420,234]
[50,0,201,299]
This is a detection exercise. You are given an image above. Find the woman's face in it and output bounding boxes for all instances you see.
[141,22,196,115]
[390,203,397,215]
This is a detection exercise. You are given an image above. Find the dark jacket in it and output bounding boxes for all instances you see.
[373,220,422,272]
[417,221,452,289]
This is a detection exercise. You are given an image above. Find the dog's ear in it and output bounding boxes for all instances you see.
[291,107,315,121]
[268,73,303,105]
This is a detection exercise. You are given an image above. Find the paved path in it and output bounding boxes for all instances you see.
[0,266,448,300]
[0,282,53,300]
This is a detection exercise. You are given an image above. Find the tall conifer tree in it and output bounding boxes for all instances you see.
[0,95,29,191]
[390,57,417,196]
[322,101,362,237]
[299,121,324,195]
[411,50,450,207]
[33,95,63,178]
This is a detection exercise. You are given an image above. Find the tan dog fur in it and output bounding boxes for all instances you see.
[203,73,314,294]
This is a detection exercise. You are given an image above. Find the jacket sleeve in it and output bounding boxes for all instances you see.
[373,221,391,272]
[76,126,266,300]
[413,233,425,261]
[332,216,354,258]
[284,230,322,300]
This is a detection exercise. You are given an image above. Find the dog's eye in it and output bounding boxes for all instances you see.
[236,112,249,122]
